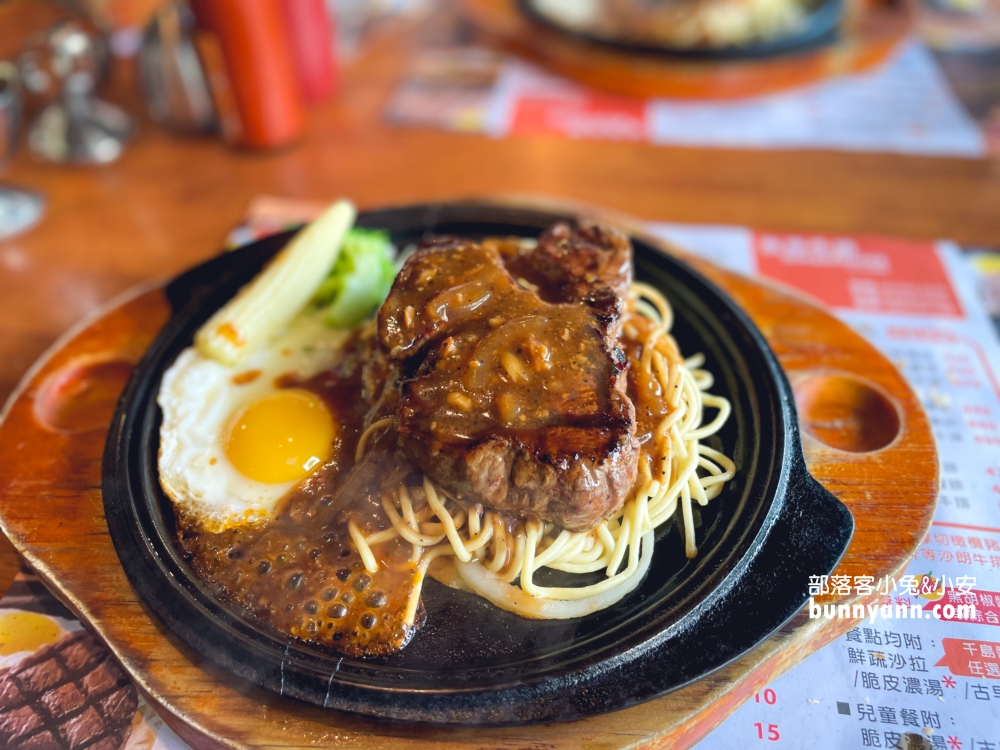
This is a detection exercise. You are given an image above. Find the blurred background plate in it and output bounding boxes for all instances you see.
[461,0,911,98]
[518,0,844,60]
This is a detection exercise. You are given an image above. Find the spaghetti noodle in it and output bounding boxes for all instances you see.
[352,282,736,624]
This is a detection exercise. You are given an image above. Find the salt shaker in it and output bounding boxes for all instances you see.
[18,20,136,165]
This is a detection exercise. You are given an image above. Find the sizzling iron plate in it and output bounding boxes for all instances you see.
[102,201,853,725]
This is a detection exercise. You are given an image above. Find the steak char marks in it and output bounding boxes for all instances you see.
[377,221,639,532]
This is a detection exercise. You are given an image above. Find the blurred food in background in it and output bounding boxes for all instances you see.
[525,0,822,50]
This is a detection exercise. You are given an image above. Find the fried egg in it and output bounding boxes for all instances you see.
[158,311,348,531]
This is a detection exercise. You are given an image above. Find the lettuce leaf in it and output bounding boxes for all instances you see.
[313,228,396,329]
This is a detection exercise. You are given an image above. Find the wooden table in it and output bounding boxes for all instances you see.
[0,5,986,747]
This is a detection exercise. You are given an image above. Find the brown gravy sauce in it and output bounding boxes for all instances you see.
[175,334,424,657]
[621,310,673,444]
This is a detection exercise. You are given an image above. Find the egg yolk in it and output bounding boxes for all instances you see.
[225,389,334,484]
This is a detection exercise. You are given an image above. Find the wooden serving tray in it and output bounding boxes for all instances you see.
[0,216,936,749]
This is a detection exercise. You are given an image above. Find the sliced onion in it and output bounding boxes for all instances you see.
[466,315,546,391]
[426,281,491,322]
[453,532,654,620]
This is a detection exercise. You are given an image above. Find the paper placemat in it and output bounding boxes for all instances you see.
[384,36,992,157]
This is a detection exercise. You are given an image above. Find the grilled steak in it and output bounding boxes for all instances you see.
[505,219,632,312]
[377,221,639,531]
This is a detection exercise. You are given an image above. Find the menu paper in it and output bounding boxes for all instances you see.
[0,201,998,748]
[654,224,1000,750]
[384,39,987,158]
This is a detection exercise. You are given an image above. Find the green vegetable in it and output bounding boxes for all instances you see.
[314,228,397,329]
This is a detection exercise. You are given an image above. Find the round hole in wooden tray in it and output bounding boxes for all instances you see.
[794,373,902,453]
[33,356,135,433]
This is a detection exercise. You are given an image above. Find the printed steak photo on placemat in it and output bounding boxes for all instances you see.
[0,630,137,750]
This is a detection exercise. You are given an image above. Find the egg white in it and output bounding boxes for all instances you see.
[157,311,349,531]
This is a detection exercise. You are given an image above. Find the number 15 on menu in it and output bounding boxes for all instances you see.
[754,688,779,741]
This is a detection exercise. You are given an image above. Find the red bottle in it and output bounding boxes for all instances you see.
[279,0,337,103]
[190,0,305,149]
